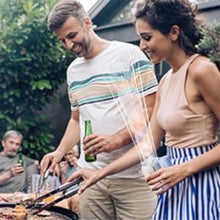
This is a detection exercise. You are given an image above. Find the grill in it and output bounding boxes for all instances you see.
[0,203,78,220]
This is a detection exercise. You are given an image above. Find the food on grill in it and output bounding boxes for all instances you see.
[0,206,72,219]
[0,205,52,220]
[0,193,33,204]
[0,196,8,203]
[12,205,28,219]
[0,193,77,219]
[0,207,13,219]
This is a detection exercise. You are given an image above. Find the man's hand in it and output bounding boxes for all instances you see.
[83,134,117,155]
[67,168,103,194]
[40,150,63,175]
[10,164,24,177]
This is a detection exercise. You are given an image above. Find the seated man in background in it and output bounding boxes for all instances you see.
[59,147,79,184]
[0,130,39,193]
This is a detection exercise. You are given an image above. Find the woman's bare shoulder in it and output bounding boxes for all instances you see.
[188,55,219,81]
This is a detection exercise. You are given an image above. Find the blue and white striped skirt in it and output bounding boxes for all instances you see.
[153,142,220,220]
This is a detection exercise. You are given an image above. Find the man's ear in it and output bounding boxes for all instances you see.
[84,17,93,29]
[170,25,180,41]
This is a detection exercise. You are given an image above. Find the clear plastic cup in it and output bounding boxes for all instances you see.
[141,155,171,179]
[28,174,61,202]
[141,154,171,191]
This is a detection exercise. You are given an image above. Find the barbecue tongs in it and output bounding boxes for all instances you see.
[27,177,83,215]
[37,168,50,193]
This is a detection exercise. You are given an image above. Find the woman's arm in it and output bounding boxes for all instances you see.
[97,97,165,176]
[68,89,165,193]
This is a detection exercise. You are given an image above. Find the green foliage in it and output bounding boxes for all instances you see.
[0,0,73,160]
[196,22,220,69]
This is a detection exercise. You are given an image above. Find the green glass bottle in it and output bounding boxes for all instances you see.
[18,152,24,167]
[84,120,96,162]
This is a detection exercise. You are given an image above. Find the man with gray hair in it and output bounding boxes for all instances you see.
[40,0,158,219]
[0,130,38,193]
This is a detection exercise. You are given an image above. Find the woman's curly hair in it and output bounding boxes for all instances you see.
[133,0,202,56]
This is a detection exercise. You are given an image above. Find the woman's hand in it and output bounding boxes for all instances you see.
[67,168,103,194]
[146,163,191,194]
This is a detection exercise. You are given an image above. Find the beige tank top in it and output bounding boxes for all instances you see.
[157,54,218,148]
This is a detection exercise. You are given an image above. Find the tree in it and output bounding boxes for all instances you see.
[0,0,73,159]
[196,22,220,70]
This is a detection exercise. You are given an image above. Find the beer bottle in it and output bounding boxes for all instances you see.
[84,120,96,162]
[18,152,24,167]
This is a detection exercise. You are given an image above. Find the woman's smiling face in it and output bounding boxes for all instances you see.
[135,18,174,64]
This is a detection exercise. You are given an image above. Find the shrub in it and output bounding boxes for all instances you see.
[0,0,73,159]
[196,22,220,69]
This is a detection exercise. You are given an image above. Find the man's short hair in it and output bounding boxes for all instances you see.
[48,0,88,31]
